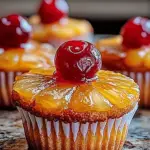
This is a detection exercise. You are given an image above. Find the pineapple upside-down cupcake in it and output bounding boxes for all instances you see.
[29,0,93,48]
[0,14,55,108]
[95,16,150,108]
[13,40,139,150]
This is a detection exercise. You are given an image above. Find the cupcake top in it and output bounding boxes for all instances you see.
[13,41,139,122]
[0,14,55,71]
[95,17,150,72]
[29,0,93,42]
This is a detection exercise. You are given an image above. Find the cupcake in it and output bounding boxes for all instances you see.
[95,17,150,108]
[29,0,93,48]
[0,14,55,108]
[13,40,139,150]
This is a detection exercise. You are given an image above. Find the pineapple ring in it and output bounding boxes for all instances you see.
[0,41,55,71]
[29,15,93,42]
[95,36,150,71]
[12,68,139,122]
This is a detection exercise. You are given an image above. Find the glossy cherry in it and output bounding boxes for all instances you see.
[120,17,150,49]
[38,0,69,24]
[55,40,102,83]
[0,14,32,48]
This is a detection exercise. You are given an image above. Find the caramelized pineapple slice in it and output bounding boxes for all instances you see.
[0,41,55,71]
[14,73,53,105]
[13,69,139,113]
[69,84,112,112]
[34,83,77,113]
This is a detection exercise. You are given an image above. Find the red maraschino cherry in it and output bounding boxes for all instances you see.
[0,14,32,48]
[54,40,102,83]
[121,17,150,49]
[38,0,69,24]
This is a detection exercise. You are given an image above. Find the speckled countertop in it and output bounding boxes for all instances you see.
[0,110,150,150]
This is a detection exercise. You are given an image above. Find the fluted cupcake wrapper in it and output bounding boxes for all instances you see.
[17,103,138,150]
[48,33,94,48]
[0,71,22,108]
[120,71,150,108]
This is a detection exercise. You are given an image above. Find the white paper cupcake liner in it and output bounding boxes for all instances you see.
[0,71,22,108]
[48,33,94,48]
[17,103,138,150]
[120,71,150,108]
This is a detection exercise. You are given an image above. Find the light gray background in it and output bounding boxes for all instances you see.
[0,0,149,19]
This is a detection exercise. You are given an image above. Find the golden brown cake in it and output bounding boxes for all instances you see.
[13,40,139,150]
[0,14,55,108]
[95,17,150,108]
[29,0,93,47]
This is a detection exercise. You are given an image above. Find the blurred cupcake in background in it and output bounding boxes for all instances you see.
[0,14,55,108]
[13,40,139,150]
[95,16,150,108]
[29,0,93,48]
